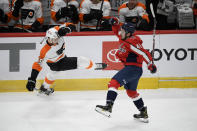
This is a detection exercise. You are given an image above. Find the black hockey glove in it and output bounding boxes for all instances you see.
[31,20,41,31]
[148,64,157,74]
[96,10,103,20]
[60,7,71,17]
[83,13,94,22]
[14,0,24,9]
[68,5,79,23]
[26,77,36,91]
[12,0,24,17]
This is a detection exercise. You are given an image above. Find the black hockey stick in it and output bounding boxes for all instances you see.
[150,3,157,64]
[96,0,104,30]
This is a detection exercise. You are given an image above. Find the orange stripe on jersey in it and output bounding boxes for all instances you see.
[39,44,51,60]
[6,12,12,22]
[86,60,93,69]
[79,0,86,9]
[137,2,146,9]
[15,24,31,29]
[142,14,150,23]
[51,0,55,7]
[51,11,57,22]
[37,17,44,24]
[54,26,60,31]
[45,77,55,84]
[118,3,127,14]
[32,62,42,72]
[79,13,84,21]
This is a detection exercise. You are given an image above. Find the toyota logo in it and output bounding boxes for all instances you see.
[107,49,121,63]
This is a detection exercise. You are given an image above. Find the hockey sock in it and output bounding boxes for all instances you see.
[106,88,118,104]
[133,97,145,111]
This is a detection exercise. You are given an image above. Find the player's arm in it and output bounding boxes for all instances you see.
[31,1,44,30]
[11,0,23,20]
[79,0,93,22]
[108,17,121,37]
[26,44,51,91]
[128,40,156,73]
[118,3,126,26]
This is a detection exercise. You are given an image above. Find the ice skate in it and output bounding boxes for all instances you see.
[95,102,113,117]
[95,63,107,70]
[39,85,54,96]
[133,106,149,123]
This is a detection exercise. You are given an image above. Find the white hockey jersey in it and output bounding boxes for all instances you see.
[33,25,68,71]
[50,0,79,25]
[79,0,111,29]
[12,0,44,29]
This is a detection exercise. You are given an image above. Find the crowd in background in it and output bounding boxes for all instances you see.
[0,0,197,33]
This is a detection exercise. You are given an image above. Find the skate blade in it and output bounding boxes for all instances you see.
[95,107,111,118]
[134,118,149,123]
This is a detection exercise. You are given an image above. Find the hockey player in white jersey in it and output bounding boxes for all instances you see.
[118,0,150,31]
[50,0,79,25]
[26,22,107,95]
[79,0,111,31]
[0,0,12,32]
[11,0,44,32]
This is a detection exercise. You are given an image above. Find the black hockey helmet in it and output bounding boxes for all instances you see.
[122,22,136,35]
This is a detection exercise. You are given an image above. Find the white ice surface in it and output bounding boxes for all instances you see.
[0,88,197,131]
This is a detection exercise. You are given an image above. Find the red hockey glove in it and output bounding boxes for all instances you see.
[109,17,119,25]
[148,63,157,74]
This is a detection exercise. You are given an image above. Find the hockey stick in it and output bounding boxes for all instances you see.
[96,0,104,30]
[150,3,157,64]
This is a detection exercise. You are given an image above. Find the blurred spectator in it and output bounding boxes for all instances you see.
[79,0,111,31]
[50,0,79,26]
[0,0,12,32]
[192,0,197,28]
[156,0,176,30]
[11,0,44,32]
[118,0,150,31]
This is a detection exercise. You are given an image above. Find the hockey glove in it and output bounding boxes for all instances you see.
[95,10,103,20]
[83,13,94,22]
[60,7,71,17]
[26,77,36,91]
[14,0,24,9]
[31,20,41,31]
[109,17,119,25]
[148,63,157,74]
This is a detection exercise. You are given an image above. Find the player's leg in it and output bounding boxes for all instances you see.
[39,70,57,95]
[125,67,148,123]
[126,89,148,123]
[95,78,120,117]
[77,56,107,70]
[48,56,107,71]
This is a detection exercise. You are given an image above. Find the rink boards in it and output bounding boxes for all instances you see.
[0,31,197,92]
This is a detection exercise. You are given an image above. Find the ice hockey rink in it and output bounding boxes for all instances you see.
[0,88,197,131]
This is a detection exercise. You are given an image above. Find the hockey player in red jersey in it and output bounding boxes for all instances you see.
[95,17,157,123]
[26,22,107,95]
